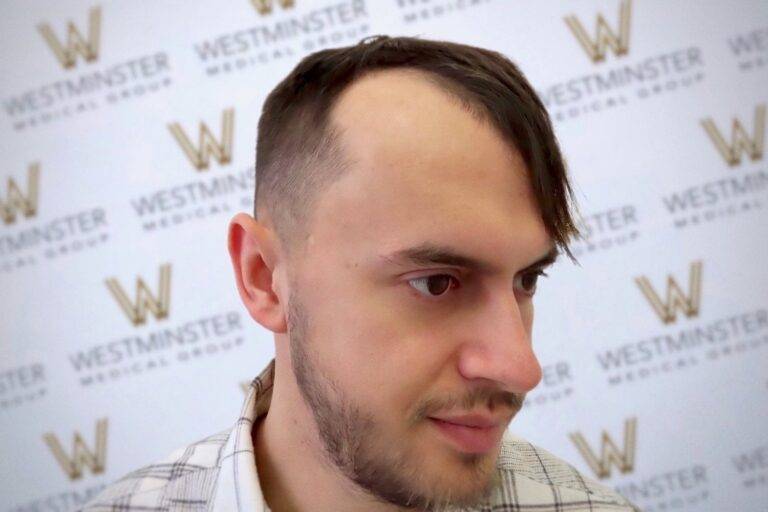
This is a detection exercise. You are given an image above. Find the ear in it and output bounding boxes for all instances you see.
[227,212,287,333]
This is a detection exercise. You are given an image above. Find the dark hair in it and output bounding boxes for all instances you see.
[255,35,579,258]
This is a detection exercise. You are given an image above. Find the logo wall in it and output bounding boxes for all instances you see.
[663,103,767,230]
[522,361,575,409]
[597,261,768,386]
[0,363,47,411]
[0,163,111,274]
[2,5,173,132]
[570,417,637,480]
[12,420,111,512]
[570,204,641,258]
[571,418,712,510]
[191,0,371,77]
[130,108,255,232]
[37,6,101,69]
[731,443,768,492]
[635,261,702,325]
[44,418,108,481]
[1,163,39,225]
[106,264,172,326]
[3,2,767,512]
[168,108,235,171]
[251,0,295,15]
[540,0,706,123]
[393,0,493,25]
[725,25,768,73]
[67,265,247,387]
[701,104,765,167]
[564,0,631,64]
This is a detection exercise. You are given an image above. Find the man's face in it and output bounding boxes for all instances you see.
[284,69,552,510]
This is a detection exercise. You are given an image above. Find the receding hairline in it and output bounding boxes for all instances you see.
[254,36,580,261]
[260,66,523,249]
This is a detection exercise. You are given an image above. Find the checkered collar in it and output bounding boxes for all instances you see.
[210,358,274,512]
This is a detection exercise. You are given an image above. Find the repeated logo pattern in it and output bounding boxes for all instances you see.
[2,2,766,512]
[37,6,102,69]
[105,264,172,326]
[251,0,295,16]
[570,417,637,480]
[635,261,703,325]
[564,0,631,63]
[1,163,40,225]
[701,104,766,167]
[168,109,235,171]
[43,418,108,481]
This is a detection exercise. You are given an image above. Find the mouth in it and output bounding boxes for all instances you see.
[427,415,506,454]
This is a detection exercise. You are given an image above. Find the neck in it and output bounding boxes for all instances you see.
[252,355,409,512]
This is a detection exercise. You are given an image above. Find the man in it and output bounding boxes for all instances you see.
[82,36,639,512]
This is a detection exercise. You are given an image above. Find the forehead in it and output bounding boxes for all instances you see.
[305,68,549,267]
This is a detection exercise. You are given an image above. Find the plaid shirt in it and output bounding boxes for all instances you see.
[81,359,641,511]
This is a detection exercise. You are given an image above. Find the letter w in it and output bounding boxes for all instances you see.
[1,163,40,225]
[37,6,101,69]
[635,261,702,324]
[564,0,631,63]
[569,417,637,480]
[105,263,171,326]
[43,418,108,481]
[168,108,234,171]
[251,0,295,15]
[701,104,766,167]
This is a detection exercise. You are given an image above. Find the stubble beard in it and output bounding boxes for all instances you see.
[286,292,501,511]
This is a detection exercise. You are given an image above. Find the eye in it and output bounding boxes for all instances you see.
[515,270,548,296]
[407,274,459,297]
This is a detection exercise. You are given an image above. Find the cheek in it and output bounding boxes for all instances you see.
[347,328,446,417]
[300,269,455,422]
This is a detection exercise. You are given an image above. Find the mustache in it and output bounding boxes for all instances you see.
[412,387,524,422]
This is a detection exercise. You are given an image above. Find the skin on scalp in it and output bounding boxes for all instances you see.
[232,67,550,512]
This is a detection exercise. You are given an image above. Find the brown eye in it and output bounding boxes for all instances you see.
[517,271,546,295]
[408,274,457,297]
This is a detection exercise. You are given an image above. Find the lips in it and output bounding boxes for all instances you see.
[428,414,506,454]
[430,414,502,428]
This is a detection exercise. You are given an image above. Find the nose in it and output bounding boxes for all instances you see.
[456,291,542,394]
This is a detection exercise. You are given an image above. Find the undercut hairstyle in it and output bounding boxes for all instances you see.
[255,35,580,258]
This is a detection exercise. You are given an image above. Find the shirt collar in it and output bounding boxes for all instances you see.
[210,358,275,512]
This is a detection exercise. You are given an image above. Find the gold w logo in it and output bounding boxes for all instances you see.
[251,0,295,15]
[564,0,631,63]
[701,104,766,167]
[105,264,171,326]
[1,163,40,225]
[569,417,637,480]
[37,6,101,69]
[635,261,702,325]
[43,418,108,481]
[168,108,234,171]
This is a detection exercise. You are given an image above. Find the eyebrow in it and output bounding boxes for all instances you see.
[379,243,559,273]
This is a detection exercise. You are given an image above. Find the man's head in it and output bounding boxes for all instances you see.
[229,36,579,511]
[253,35,577,258]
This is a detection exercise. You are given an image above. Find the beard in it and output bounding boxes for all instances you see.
[286,290,519,511]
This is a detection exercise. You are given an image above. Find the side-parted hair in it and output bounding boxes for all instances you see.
[255,35,580,258]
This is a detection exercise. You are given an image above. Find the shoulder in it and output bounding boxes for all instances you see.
[490,431,641,511]
[80,428,231,511]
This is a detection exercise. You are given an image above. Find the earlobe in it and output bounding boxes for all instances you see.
[227,213,288,333]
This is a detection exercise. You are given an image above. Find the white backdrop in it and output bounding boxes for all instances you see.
[1,1,767,511]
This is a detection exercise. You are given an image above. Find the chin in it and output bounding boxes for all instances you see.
[420,448,500,502]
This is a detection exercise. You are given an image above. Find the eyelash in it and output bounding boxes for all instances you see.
[406,270,548,299]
